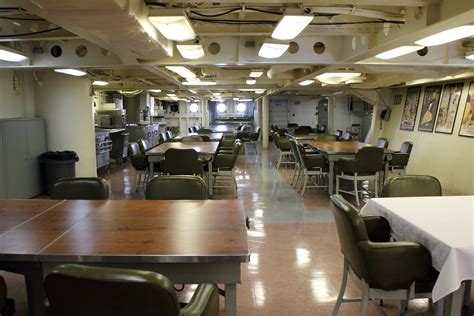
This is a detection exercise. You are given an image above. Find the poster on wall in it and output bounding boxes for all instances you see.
[418,85,442,132]
[399,86,421,131]
[458,81,474,138]
[435,82,464,134]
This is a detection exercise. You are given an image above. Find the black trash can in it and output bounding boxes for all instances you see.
[40,151,79,195]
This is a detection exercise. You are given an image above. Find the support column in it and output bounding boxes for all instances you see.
[262,96,269,149]
[201,98,209,127]
[327,96,335,134]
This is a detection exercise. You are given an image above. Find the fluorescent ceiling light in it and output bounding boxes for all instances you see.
[258,41,289,59]
[415,25,474,47]
[149,89,162,93]
[213,92,221,96]
[92,80,109,86]
[149,10,196,41]
[176,44,205,59]
[239,98,253,101]
[249,69,264,77]
[375,45,424,60]
[246,77,256,85]
[255,89,266,94]
[233,97,239,100]
[0,46,28,62]
[182,80,216,86]
[316,72,361,85]
[271,10,313,40]
[299,80,314,86]
[465,52,474,61]
[167,93,176,97]
[165,66,196,79]
[54,69,87,77]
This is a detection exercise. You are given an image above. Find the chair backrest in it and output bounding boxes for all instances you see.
[200,135,211,142]
[161,148,202,175]
[288,138,301,165]
[376,138,389,149]
[138,139,150,152]
[166,131,173,139]
[128,142,140,156]
[188,127,193,133]
[191,126,198,133]
[294,126,312,135]
[316,134,336,142]
[182,136,203,142]
[330,195,369,280]
[335,130,343,138]
[45,264,181,316]
[222,134,236,140]
[383,175,442,197]
[145,175,207,200]
[296,143,325,169]
[354,147,385,173]
[161,132,169,142]
[232,140,242,155]
[400,141,413,154]
[197,129,212,134]
[50,177,110,200]
[342,132,352,140]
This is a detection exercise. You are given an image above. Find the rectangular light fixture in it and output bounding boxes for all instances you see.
[246,77,256,85]
[54,69,87,77]
[239,98,253,102]
[316,72,361,80]
[92,80,109,86]
[249,69,264,78]
[176,44,205,59]
[233,97,239,100]
[167,93,176,97]
[149,9,196,41]
[465,52,474,61]
[182,80,216,86]
[165,66,196,79]
[213,92,221,96]
[258,41,289,59]
[375,45,424,60]
[271,9,313,40]
[149,89,162,93]
[0,46,28,62]
[299,80,314,86]
[415,25,474,47]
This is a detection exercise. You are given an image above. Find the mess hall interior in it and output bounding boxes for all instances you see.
[0,0,473,315]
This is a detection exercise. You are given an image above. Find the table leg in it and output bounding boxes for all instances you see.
[384,161,389,185]
[208,159,213,198]
[24,268,45,316]
[448,287,463,315]
[328,160,334,195]
[225,283,237,316]
[149,161,154,179]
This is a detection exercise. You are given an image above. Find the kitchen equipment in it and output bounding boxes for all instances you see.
[95,131,112,170]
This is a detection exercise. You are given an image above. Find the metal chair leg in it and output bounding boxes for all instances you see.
[333,259,349,316]
[399,300,408,316]
[374,172,379,198]
[359,288,369,316]
[354,175,360,207]
[464,280,472,307]
[301,169,308,196]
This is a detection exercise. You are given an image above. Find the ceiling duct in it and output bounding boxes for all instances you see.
[17,0,173,64]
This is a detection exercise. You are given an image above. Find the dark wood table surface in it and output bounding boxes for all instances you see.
[0,199,249,316]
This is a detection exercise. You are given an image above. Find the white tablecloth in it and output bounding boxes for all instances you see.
[361,196,474,302]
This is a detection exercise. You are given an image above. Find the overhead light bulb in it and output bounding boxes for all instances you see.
[271,9,313,40]
[149,9,196,41]
[217,103,226,112]
[176,44,205,59]
[165,66,196,79]
[237,103,246,112]
[258,40,289,59]
[92,80,109,86]
[375,45,424,59]
[415,25,474,47]
[0,46,28,62]
[249,69,264,77]
[54,69,87,77]
[246,77,256,85]
[299,80,314,86]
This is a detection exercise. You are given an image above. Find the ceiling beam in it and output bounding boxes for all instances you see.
[159,0,440,6]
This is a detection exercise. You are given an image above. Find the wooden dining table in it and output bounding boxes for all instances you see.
[0,199,249,316]
[146,141,219,197]
[305,141,394,194]
[285,132,319,141]
[210,124,237,133]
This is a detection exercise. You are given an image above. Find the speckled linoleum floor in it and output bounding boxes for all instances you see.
[2,143,473,315]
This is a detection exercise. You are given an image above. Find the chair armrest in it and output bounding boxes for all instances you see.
[278,139,291,151]
[362,216,391,242]
[181,283,219,316]
[337,158,356,173]
[359,241,435,291]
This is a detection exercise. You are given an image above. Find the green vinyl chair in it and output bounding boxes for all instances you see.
[383,175,442,197]
[376,138,389,149]
[0,276,15,316]
[388,141,413,174]
[160,148,202,176]
[330,195,438,316]
[50,177,110,200]
[146,175,207,200]
[44,264,218,316]
[128,142,150,191]
[182,136,203,143]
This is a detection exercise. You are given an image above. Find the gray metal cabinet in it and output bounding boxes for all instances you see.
[0,118,46,199]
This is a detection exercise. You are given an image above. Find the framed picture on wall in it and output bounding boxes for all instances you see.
[435,82,464,134]
[400,86,421,131]
[458,81,474,138]
[418,85,442,132]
